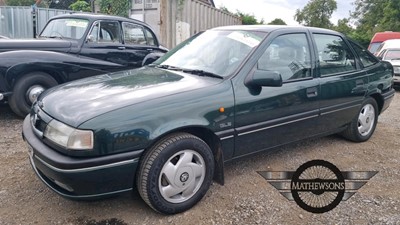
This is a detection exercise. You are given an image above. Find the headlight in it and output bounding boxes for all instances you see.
[393,66,400,74]
[44,119,93,150]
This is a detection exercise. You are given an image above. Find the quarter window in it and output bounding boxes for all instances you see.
[123,23,148,45]
[258,33,312,81]
[313,34,356,76]
[349,41,378,67]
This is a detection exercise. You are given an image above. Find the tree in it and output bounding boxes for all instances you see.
[268,18,287,25]
[99,0,131,17]
[350,0,399,47]
[333,18,353,35]
[218,6,263,25]
[5,0,35,6]
[69,0,91,12]
[236,11,259,25]
[294,0,337,29]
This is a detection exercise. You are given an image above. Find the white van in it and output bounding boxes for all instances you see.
[374,39,400,56]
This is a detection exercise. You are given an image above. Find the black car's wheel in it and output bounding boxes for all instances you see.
[137,133,214,214]
[9,72,58,117]
[341,97,378,142]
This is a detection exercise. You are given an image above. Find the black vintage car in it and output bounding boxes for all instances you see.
[0,13,167,117]
[23,25,395,214]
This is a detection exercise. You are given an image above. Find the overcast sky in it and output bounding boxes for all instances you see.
[213,0,354,25]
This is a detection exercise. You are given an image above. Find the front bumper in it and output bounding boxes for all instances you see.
[394,73,400,84]
[22,116,143,199]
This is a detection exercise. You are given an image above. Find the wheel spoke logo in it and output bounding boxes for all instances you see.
[258,160,377,213]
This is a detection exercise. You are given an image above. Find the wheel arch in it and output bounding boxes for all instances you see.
[146,126,225,185]
[368,93,384,114]
[6,63,66,88]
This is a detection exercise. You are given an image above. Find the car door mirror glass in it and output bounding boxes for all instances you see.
[246,70,283,87]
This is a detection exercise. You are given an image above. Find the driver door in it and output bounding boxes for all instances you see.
[233,32,321,157]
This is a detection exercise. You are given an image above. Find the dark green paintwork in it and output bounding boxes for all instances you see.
[33,26,395,162]
[23,25,396,199]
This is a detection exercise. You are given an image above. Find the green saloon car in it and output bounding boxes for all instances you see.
[23,25,395,214]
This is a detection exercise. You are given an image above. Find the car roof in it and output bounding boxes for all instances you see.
[211,25,342,35]
[49,13,149,27]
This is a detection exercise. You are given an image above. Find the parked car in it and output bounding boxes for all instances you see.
[0,13,167,117]
[368,31,400,54]
[23,25,395,214]
[377,48,400,86]
[373,39,400,57]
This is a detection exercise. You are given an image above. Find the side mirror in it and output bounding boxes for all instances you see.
[142,52,165,66]
[86,35,95,43]
[245,70,283,88]
[377,56,383,60]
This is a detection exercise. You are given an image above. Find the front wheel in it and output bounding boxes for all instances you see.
[137,133,214,214]
[341,97,378,142]
[9,72,58,117]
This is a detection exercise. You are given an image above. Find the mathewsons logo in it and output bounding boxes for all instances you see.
[258,160,377,213]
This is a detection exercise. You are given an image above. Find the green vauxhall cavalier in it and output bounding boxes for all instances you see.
[23,25,395,214]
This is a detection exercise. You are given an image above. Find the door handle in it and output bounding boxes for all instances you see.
[306,87,318,98]
[118,46,126,50]
[356,79,364,86]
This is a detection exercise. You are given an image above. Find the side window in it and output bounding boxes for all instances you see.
[313,34,356,76]
[123,23,147,45]
[349,41,378,67]
[88,21,121,43]
[258,33,312,81]
[144,28,156,46]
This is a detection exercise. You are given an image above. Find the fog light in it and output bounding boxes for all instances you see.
[0,93,3,101]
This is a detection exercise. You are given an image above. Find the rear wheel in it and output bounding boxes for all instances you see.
[9,72,57,117]
[341,97,378,142]
[137,133,214,214]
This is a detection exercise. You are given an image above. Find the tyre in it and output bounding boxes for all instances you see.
[137,133,214,214]
[9,72,58,117]
[341,97,378,142]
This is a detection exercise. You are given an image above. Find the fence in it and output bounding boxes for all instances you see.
[0,6,33,38]
[0,6,72,38]
[131,0,242,49]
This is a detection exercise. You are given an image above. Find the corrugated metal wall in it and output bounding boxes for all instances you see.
[160,0,241,48]
[131,0,241,49]
[36,8,73,35]
[0,6,72,39]
[0,6,33,38]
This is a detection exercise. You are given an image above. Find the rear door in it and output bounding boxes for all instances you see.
[312,33,367,132]
[80,20,129,68]
[121,22,160,68]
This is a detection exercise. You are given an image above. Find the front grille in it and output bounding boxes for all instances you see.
[30,104,51,138]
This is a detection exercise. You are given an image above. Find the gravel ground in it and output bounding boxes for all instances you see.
[0,92,399,225]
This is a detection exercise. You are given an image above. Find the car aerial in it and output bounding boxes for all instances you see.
[377,48,400,86]
[0,13,167,117]
[23,25,395,214]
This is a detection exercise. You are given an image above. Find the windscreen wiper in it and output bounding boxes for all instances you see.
[154,64,181,70]
[181,68,224,79]
[153,65,223,79]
